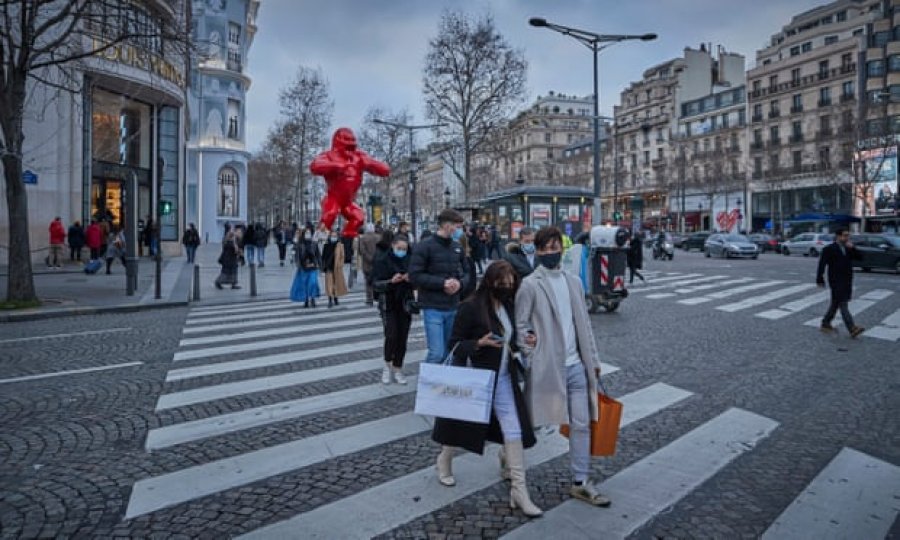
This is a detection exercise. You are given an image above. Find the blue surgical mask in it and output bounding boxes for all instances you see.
[522,243,535,255]
[451,228,464,241]
[329,237,338,243]
[393,249,407,258]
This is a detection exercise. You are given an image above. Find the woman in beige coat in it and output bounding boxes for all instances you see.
[514,226,610,507]
[321,231,348,307]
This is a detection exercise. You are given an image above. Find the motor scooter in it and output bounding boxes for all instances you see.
[652,238,675,260]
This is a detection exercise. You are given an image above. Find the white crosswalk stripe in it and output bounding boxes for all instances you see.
[762,448,900,540]
[123,291,898,536]
[678,280,787,305]
[755,290,829,320]
[865,308,900,341]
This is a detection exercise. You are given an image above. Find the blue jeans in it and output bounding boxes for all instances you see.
[423,308,457,364]
[186,245,197,263]
[256,246,266,265]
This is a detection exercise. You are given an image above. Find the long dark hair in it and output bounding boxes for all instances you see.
[469,260,520,336]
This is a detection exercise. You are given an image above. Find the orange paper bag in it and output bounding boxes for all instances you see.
[559,392,623,456]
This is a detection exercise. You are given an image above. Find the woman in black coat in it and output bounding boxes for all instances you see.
[626,233,646,284]
[431,260,542,518]
[373,235,414,385]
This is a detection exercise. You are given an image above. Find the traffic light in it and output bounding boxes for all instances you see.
[159,200,173,215]
[613,211,623,221]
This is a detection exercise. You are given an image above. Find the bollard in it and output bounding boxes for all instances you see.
[249,263,258,297]
[193,264,201,301]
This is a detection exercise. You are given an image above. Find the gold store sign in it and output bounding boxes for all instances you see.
[91,37,185,88]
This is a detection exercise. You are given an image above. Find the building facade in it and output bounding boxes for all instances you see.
[185,0,259,243]
[747,0,881,233]
[858,0,900,231]
[0,0,190,266]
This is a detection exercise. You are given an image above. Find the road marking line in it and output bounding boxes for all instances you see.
[188,294,365,317]
[159,346,424,409]
[186,303,368,325]
[716,283,817,313]
[762,447,900,540]
[173,323,422,362]
[626,274,715,293]
[151,360,619,449]
[673,277,755,294]
[645,293,676,299]
[679,280,786,305]
[755,290,829,320]
[502,408,779,540]
[183,307,372,333]
[125,412,434,519]
[0,362,143,384]
[179,315,383,346]
[237,382,693,540]
[803,289,894,329]
[0,327,132,344]
[863,308,900,341]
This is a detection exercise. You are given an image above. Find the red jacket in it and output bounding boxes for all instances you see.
[85,223,103,249]
[49,220,66,245]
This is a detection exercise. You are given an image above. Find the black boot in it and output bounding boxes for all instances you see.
[311,298,317,308]
[328,297,333,308]
[334,297,339,306]
[304,300,310,308]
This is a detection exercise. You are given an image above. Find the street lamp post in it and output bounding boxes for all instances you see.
[373,118,446,241]
[529,17,656,225]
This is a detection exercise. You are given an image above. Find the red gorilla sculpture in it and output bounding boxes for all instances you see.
[309,128,390,239]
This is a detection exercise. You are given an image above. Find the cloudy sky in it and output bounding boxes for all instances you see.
[244,0,828,152]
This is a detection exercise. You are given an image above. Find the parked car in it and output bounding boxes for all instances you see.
[704,233,760,259]
[781,233,834,257]
[749,233,779,253]
[671,233,687,248]
[850,233,900,273]
[683,232,711,252]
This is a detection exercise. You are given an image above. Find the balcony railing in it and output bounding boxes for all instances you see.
[816,129,834,140]
[840,93,855,103]
[752,114,764,123]
[751,141,764,151]
[790,105,803,114]
[748,64,856,101]
[768,110,781,118]
[768,138,782,148]
[789,134,804,144]
[818,98,832,107]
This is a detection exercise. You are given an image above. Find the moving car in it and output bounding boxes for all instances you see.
[781,233,834,257]
[670,233,687,248]
[683,232,711,252]
[749,233,779,253]
[850,233,900,274]
[704,233,760,259]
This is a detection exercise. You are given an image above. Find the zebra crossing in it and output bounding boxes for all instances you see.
[123,291,900,537]
[632,271,900,341]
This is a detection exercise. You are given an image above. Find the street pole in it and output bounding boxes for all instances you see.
[592,43,601,224]
[125,172,139,296]
[373,118,446,241]
[528,18,656,225]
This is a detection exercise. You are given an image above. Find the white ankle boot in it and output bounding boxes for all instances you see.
[436,446,456,486]
[392,369,407,385]
[381,365,391,384]
[505,440,542,517]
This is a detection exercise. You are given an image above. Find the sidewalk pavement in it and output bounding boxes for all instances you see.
[0,243,364,322]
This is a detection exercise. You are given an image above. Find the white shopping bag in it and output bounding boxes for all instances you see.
[414,361,496,424]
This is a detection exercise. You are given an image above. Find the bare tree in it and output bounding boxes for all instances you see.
[0,0,190,303]
[357,106,411,211]
[422,10,527,202]
[277,65,332,224]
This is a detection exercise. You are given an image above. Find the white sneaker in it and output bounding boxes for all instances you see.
[381,366,391,385]
[393,370,407,385]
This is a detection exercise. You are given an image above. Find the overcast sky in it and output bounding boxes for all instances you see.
[244,0,828,153]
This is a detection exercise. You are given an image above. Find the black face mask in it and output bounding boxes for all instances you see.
[492,287,515,302]
[537,252,562,269]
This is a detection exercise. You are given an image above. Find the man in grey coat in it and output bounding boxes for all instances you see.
[515,226,610,507]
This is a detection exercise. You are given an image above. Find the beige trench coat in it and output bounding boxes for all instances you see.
[324,242,348,297]
[515,265,602,427]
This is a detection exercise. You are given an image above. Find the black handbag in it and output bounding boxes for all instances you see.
[403,298,421,315]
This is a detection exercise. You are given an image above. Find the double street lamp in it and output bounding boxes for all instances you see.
[373,118,446,241]
[529,17,656,225]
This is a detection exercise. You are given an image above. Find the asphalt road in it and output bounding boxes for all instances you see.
[0,250,897,538]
